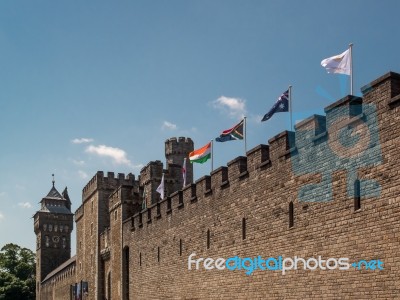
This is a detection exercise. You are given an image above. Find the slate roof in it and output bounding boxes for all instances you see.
[39,205,73,214]
[45,186,65,200]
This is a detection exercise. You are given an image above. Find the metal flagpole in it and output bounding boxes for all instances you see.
[244,116,247,154]
[289,85,293,131]
[349,43,353,95]
[211,139,214,172]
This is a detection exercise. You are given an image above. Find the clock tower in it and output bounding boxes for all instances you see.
[33,176,74,299]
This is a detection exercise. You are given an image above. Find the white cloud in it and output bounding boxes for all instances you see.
[0,212,3,221]
[71,138,94,144]
[161,121,177,130]
[85,144,132,166]
[70,159,85,165]
[211,96,246,119]
[18,202,32,209]
[0,192,6,197]
[78,170,88,179]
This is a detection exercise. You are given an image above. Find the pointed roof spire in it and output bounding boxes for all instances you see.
[44,174,64,200]
[62,187,71,203]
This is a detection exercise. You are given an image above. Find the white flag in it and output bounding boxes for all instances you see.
[321,48,351,75]
[182,158,187,188]
[156,174,165,200]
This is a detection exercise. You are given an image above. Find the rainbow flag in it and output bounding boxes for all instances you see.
[189,142,211,164]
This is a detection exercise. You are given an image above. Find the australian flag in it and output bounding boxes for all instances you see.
[261,90,289,122]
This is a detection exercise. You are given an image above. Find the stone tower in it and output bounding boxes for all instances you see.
[164,137,194,190]
[33,177,73,299]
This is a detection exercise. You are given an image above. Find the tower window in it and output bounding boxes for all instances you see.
[115,210,118,221]
[354,179,361,211]
[139,252,142,267]
[91,223,93,236]
[207,229,210,249]
[179,239,182,256]
[157,247,160,263]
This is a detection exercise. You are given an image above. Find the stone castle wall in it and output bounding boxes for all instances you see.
[120,72,400,299]
[39,71,400,299]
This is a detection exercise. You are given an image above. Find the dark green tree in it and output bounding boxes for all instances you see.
[0,243,35,300]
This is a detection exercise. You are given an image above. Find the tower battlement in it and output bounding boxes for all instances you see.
[165,137,194,159]
[82,171,135,202]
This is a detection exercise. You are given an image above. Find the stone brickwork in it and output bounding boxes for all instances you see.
[37,71,400,299]
[75,172,135,300]
[40,256,76,300]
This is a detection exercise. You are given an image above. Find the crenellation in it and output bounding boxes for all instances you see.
[170,190,184,209]
[75,204,84,221]
[361,71,400,98]
[324,96,363,131]
[82,171,102,200]
[294,115,327,150]
[268,130,295,161]
[246,144,269,171]
[295,115,326,136]
[210,166,228,192]
[227,156,247,181]
[190,183,197,202]
[195,175,212,195]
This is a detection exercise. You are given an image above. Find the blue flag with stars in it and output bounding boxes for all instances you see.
[261,90,289,122]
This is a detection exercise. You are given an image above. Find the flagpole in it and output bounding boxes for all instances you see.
[244,116,247,154]
[349,43,353,95]
[211,139,214,172]
[289,85,293,131]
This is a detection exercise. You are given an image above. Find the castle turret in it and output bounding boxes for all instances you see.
[165,137,194,190]
[33,176,74,300]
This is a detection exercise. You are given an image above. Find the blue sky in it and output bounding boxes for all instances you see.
[0,0,399,253]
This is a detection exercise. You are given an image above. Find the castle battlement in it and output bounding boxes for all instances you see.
[165,137,194,156]
[38,71,400,300]
[123,71,400,236]
[139,161,163,184]
[82,171,135,202]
